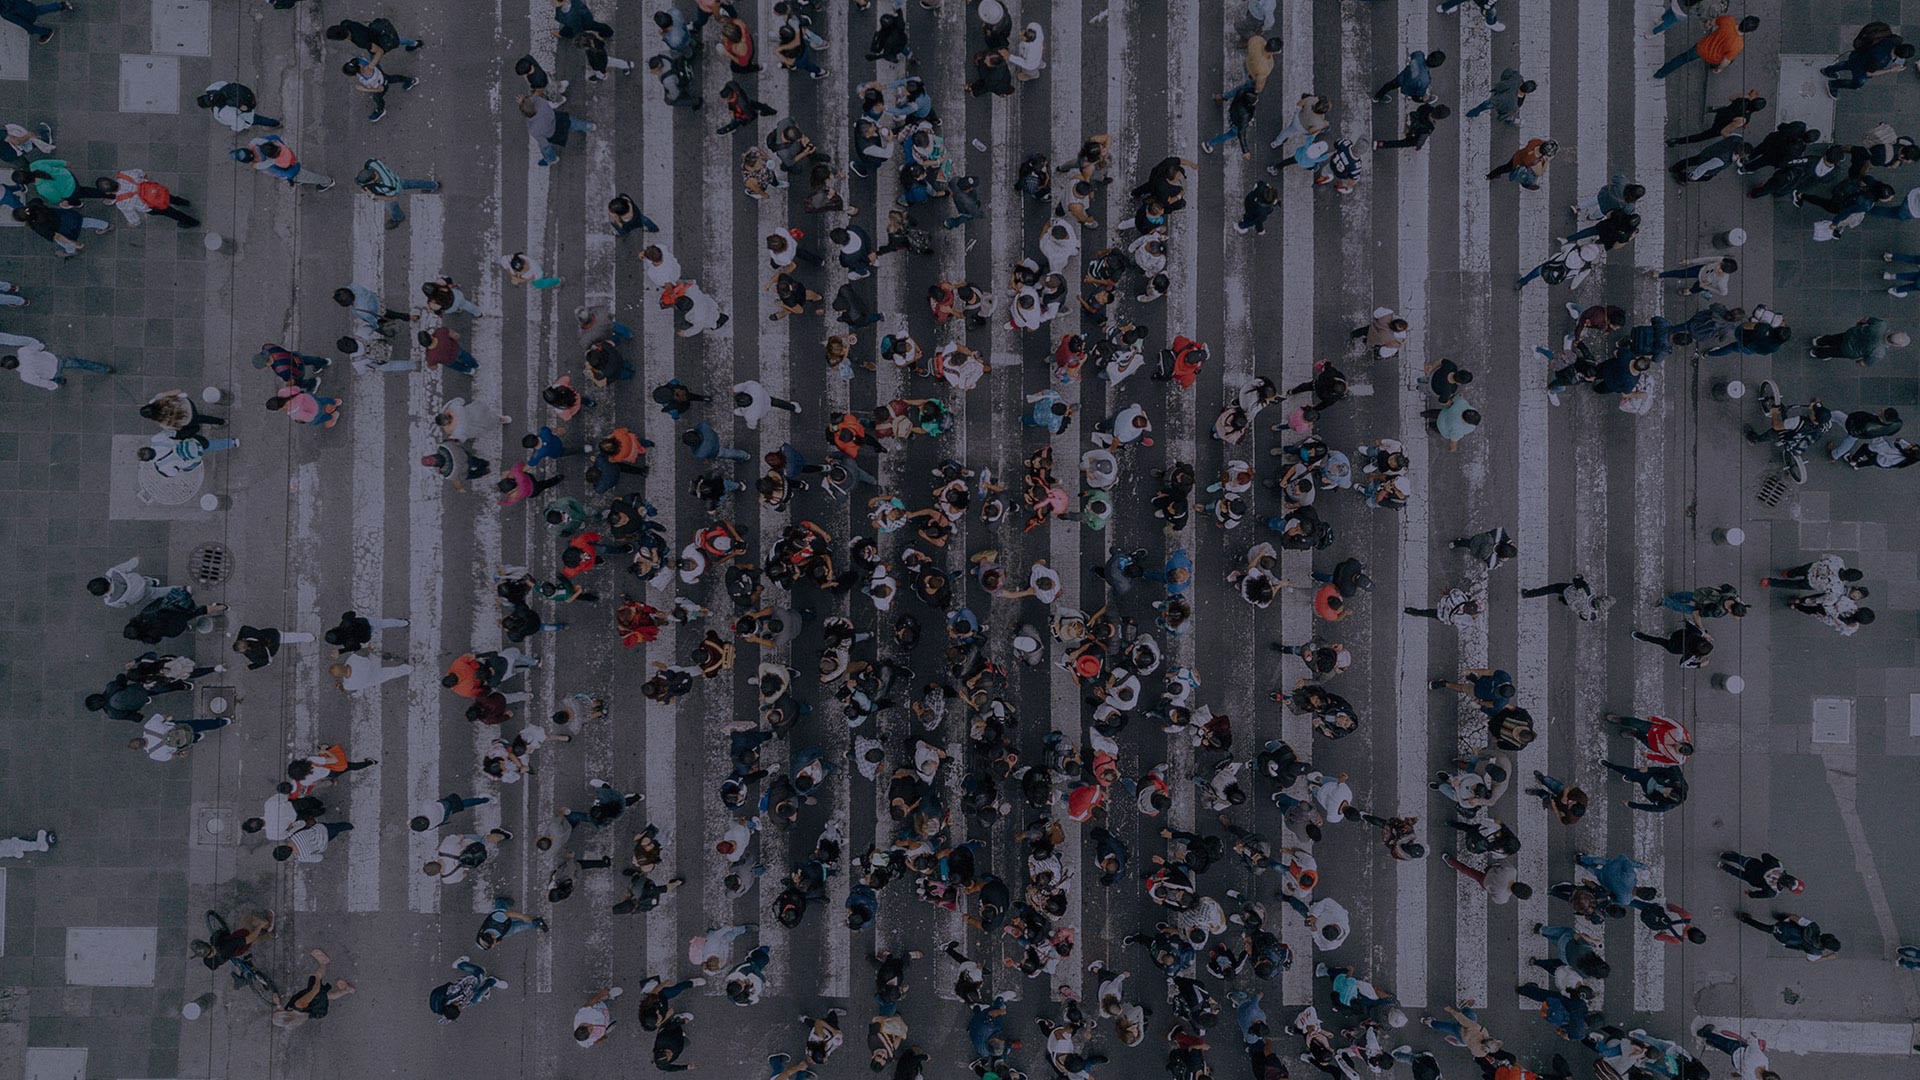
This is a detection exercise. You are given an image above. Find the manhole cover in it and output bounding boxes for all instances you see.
[189,543,232,585]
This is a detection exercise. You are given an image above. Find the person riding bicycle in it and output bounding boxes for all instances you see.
[1744,381,1831,448]
[193,910,275,969]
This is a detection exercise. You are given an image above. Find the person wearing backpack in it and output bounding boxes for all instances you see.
[323,16,421,61]
[354,157,439,228]
[99,169,198,228]
[195,80,279,131]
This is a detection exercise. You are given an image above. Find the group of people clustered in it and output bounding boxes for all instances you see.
[9,0,1908,1077]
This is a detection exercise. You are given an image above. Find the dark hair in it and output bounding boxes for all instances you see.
[332,287,355,306]
[1460,409,1482,426]
[1426,50,1448,66]
[241,817,265,833]
[1509,881,1533,900]
[324,24,347,39]
[1623,183,1646,202]
[1455,369,1474,385]
[1737,15,1760,31]
[1520,80,1538,93]
[271,845,294,861]
[1431,104,1452,119]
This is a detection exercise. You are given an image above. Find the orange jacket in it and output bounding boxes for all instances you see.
[1696,15,1743,67]
[605,427,645,465]
[446,654,485,698]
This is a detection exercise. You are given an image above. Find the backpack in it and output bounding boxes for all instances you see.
[213,81,257,111]
[368,17,403,51]
[1854,21,1894,53]
[136,180,170,210]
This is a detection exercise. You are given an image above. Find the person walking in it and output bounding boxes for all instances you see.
[1464,67,1532,124]
[1,0,73,44]
[732,380,802,430]
[1374,102,1450,152]
[196,80,280,131]
[1630,619,1713,668]
[87,557,169,610]
[99,168,200,228]
[138,431,239,476]
[522,93,595,167]
[233,624,315,670]
[430,956,506,1022]
[1807,316,1909,366]
[355,158,439,228]
[342,55,417,123]
[1734,911,1840,960]
[411,792,493,832]
[0,340,111,388]
[1828,406,1901,459]
[1646,254,1736,297]
[327,652,414,694]
[271,948,356,1029]
[1373,49,1446,104]
[232,133,332,189]
[1654,14,1758,79]
[271,817,354,863]
[322,611,408,653]
[1235,180,1279,235]
[1717,851,1804,898]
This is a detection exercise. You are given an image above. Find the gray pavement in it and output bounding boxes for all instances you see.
[1,0,1918,1078]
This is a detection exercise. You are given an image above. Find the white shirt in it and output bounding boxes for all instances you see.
[139,714,182,762]
[258,794,302,841]
[147,431,207,477]
[285,820,332,863]
[8,342,62,390]
[100,557,158,609]
[731,380,772,428]
[573,1002,612,1046]
[204,82,257,131]
[642,248,683,288]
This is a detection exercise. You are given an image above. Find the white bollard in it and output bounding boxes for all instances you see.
[1710,527,1745,547]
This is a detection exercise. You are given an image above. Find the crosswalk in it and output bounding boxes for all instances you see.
[223,0,1726,1058]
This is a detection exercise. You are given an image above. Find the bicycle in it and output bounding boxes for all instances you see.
[193,910,282,1008]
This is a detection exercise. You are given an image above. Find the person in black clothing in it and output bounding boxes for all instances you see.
[1629,620,1712,668]
[1828,406,1901,459]
[323,17,421,60]
[1374,102,1450,151]
[716,80,777,135]
[652,1011,693,1070]
[1716,850,1804,898]
[1666,91,1766,147]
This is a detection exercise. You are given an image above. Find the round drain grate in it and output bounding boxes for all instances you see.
[189,542,233,586]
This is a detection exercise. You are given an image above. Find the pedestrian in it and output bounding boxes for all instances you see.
[1487,136,1558,189]
[266,384,344,429]
[355,158,439,228]
[1645,255,1736,297]
[0,341,112,388]
[1422,395,1481,451]
[1404,587,1482,629]
[411,792,493,832]
[270,948,356,1029]
[98,168,199,228]
[419,325,481,375]
[430,956,505,1022]
[1374,102,1450,152]
[1734,911,1840,960]
[327,652,413,694]
[1654,14,1758,79]
[1202,86,1260,158]
[138,431,239,477]
[87,557,169,610]
[475,895,548,949]
[1601,760,1688,811]
[1235,180,1279,235]
[423,828,514,883]
[1629,619,1713,668]
[521,93,595,167]
[1,0,71,44]
[271,817,355,863]
[1441,852,1531,903]
[1464,67,1533,124]
[1828,406,1901,459]
[231,133,333,189]
[574,985,623,1046]
[232,624,315,670]
[1807,316,1908,366]
[1666,90,1767,146]
[131,712,232,762]
[196,80,279,131]
[1823,21,1912,95]
[244,786,328,841]
[1373,49,1446,105]
[607,194,658,238]
[343,54,417,123]
[1694,1027,1776,1080]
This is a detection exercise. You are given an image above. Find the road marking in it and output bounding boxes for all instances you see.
[1630,13,1669,1014]
[1511,0,1560,1000]
[405,193,447,916]
[289,460,322,913]
[345,195,387,914]
[637,21,681,979]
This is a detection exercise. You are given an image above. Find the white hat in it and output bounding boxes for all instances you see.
[979,0,1005,21]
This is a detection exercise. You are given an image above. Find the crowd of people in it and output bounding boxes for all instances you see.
[14,0,1914,1077]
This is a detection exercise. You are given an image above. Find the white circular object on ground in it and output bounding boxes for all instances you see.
[202,386,224,404]
[1723,379,1744,399]
[200,493,224,512]
[181,1001,201,1020]
[1722,674,1745,694]
[204,232,223,252]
